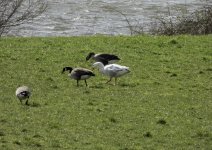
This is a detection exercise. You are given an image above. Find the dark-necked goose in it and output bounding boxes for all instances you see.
[16,86,31,105]
[86,52,120,65]
[92,62,130,85]
[62,67,95,86]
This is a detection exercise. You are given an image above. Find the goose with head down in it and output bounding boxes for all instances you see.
[92,62,130,85]
[16,85,31,105]
[62,67,95,87]
[86,52,120,65]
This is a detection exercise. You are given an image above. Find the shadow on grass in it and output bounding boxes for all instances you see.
[143,131,152,138]
[89,84,105,89]
[157,119,167,125]
[23,102,41,108]
[119,82,139,87]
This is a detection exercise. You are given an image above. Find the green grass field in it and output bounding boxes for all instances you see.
[0,35,211,149]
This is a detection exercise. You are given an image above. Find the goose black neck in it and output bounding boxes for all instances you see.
[62,67,73,73]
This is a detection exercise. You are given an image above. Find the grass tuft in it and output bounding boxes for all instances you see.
[157,119,167,125]
[143,132,152,138]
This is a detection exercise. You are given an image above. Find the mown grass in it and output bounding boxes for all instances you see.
[0,35,211,149]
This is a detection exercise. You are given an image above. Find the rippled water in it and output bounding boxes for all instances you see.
[9,0,205,36]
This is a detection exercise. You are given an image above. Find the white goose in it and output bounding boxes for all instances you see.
[92,62,130,85]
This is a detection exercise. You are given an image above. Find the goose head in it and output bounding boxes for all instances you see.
[86,52,95,61]
[92,62,104,69]
[61,67,73,73]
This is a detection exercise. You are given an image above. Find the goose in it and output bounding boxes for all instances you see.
[62,67,95,86]
[86,52,120,65]
[92,62,130,85]
[15,86,31,105]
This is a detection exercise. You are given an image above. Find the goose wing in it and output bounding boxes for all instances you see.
[104,64,123,73]
[96,57,109,65]
[97,54,120,61]
[105,64,130,76]
[106,64,128,71]
[74,68,95,77]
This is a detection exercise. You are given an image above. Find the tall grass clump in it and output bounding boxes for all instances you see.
[150,3,212,35]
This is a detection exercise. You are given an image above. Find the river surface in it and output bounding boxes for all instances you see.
[9,0,207,36]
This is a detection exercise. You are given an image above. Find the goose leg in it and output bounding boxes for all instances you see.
[106,77,112,84]
[115,77,118,85]
[84,80,88,86]
[19,99,23,104]
[25,99,29,105]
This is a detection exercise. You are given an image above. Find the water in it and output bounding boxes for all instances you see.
[9,0,206,36]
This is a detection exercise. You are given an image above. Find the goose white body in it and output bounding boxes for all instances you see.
[102,64,130,77]
[92,62,130,85]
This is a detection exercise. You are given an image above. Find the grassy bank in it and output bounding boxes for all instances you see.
[0,35,211,149]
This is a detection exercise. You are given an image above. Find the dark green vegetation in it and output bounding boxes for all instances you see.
[149,4,212,35]
[0,35,211,149]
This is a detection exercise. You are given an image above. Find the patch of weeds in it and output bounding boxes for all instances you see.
[143,132,152,138]
[13,141,21,146]
[170,73,177,77]
[169,39,178,45]
[153,81,161,85]
[0,119,7,123]
[152,52,162,55]
[88,102,94,106]
[34,143,42,147]
[206,68,212,71]
[35,58,40,61]
[49,124,60,129]
[46,77,54,81]
[195,131,210,139]
[110,117,117,123]
[51,85,59,89]
[27,141,42,148]
[120,148,131,150]
[96,108,103,112]
[177,44,183,48]
[1,140,7,143]
[158,42,166,47]
[21,129,28,133]
[83,90,90,94]
[30,102,41,107]
[165,71,171,74]
[51,142,61,148]
[198,71,204,74]
[179,87,183,90]
[33,134,42,138]
[120,83,138,87]
[39,68,45,72]
[83,141,91,145]
[157,119,167,125]
[202,57,207,61]
[10,57,17,60]
[90,85,104,89]
[0,131,5,136]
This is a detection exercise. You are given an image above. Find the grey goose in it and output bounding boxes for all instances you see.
[15,86,31,105]
[62,67,95,86]
[86,52,120,65]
